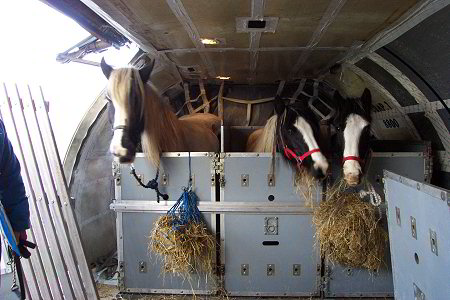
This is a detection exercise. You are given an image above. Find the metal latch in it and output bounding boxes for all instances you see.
[112,162,121,186]
[241,264,249,276]
[264,217,278,235]
[267,264,275,276]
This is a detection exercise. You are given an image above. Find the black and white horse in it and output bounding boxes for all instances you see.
[330,88,372,186]
[246,97,329,179]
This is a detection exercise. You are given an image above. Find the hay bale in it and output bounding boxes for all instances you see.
[294,169,318,207]
[313,184,388,270]
[149,215,215,278]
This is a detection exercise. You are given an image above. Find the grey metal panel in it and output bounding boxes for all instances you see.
[222,153,320,204]
[367,152,429,199]
[121,211,217,294]
[384,171,449,300]
[120,153,214,202]
[223,214,320,296]
[325,151,429,297]
[324,252,394,298]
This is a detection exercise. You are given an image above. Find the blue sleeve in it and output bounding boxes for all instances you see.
[0,119,30,232]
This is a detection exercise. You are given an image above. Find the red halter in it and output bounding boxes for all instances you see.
[342,156,364,163]
[284,147,321,166]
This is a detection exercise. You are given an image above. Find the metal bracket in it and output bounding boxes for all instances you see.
[396,206,401,226]
[211,174,216,186]
[212,154,225,187]
[161,173,169,186]
[429,229,438,256]
[264,217,278,235]
[139,261,147,273]
[413,283,425,300]
[241,264,249,276]
[293,264,301,276]
[268,174,275,187]
[410,216,417,239]
[241,174,249,187]
[267,264,275,276]
[118,261,125,290]
[112,162,121,186]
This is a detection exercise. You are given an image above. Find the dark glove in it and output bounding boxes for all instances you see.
[14,231,36,259]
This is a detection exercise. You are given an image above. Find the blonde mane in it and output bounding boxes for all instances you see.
[109,68,182,166]
[249,115,278,152]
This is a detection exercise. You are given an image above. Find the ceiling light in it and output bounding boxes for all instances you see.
[201,38,220,45]
[216,76,231,80]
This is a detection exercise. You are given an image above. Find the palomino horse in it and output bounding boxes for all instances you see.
[247,97,329,179]
[330,88,372,186]
[101,58,220,166]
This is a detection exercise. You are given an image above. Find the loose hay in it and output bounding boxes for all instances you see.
[149,215,215,278]
[294,169,318,207]
[313,181,388,270]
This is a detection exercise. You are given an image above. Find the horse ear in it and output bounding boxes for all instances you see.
[274,95,286,115]
[139,60,155,83]
[100,58,113,79]
[361,88,372,113]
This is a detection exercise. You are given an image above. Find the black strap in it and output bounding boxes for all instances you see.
[130,165,168,203]
[13,252,25,300]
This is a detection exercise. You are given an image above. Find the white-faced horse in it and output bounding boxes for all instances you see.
[330,89,372,186]
[101,58,220,166]
[247,97,329,179]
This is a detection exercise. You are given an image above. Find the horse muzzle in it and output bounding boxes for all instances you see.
[343,160,362,186]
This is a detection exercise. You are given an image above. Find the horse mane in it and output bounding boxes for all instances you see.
[109,67,182,167]
[255,115,278,152]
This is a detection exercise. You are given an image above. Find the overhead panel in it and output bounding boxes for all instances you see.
[256,51,304,83]
[208,51,250,83]
[260,0,331,47]
[182,0,251,48]
[122,0,194,49]
[318,0,419,47]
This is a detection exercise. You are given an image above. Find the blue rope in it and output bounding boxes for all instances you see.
[167,152,202,231]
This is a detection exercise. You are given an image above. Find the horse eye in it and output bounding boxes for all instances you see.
[287,129,293,135]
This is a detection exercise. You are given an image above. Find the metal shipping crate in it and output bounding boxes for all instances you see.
[111,153,218,295]
[323,148,430,298]
[220,153,322,297]
[384,171,449,300]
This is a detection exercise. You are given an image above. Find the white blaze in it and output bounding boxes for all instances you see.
[293,117,329,175]
[343,114,369,182]
[110,104,128,158]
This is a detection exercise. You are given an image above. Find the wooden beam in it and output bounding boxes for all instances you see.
[346,0,449,63]
[289,0,347,78]
[198,79,209,113]
[183,82,194,114]
[166,0,216,78]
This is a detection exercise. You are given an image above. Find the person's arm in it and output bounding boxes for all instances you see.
[0,119,30,236]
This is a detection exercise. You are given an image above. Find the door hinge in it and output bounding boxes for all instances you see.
[112,161,121,186]
[212,153,225,187]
